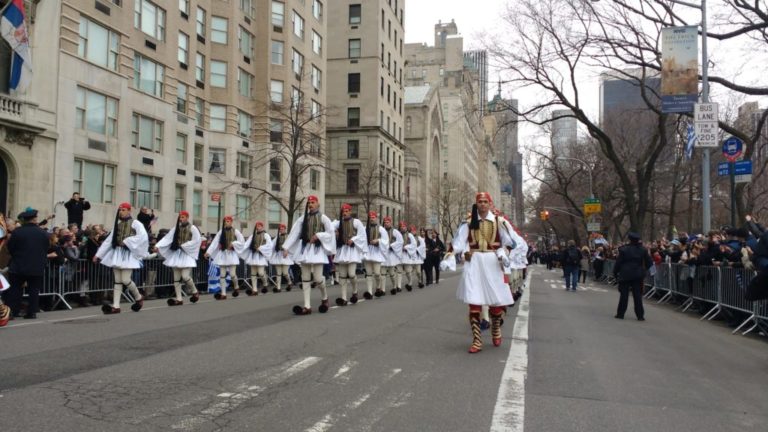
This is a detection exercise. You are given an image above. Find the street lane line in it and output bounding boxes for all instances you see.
[333,360,357,379]
[490,268,531,432]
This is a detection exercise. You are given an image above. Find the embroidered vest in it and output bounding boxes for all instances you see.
[251,231,265,251]
[178,224,192,243]
[275,233,285,250]
[302,213,322,244]
[222,227,235,249]
[467,217,501,252]
[116,220,135,244]
[368,224,380,243]
[340,219,356,244]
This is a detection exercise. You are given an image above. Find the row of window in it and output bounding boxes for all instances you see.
[72,157,321,212]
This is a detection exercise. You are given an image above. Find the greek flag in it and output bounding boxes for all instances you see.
[1,0,32,93]
[685,123,696,161]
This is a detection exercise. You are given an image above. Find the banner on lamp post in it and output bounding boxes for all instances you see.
[661,26,699,113]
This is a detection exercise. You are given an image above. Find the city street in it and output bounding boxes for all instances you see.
[1,266,767,432]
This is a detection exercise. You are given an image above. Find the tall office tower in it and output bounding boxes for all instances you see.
[324,0,406,221]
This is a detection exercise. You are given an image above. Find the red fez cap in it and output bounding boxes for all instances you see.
[476,192,493,203]
[369,211,378,218]
[223,215,233,222]
[118,202,131,210]
[279,223,286,230]
[179,210,189,217]
[307,195,319,203]
[410,225,417,232]
[398,221,407,228]
[341,203,352,211]
[383,216,392,223]
[255,221,264,227]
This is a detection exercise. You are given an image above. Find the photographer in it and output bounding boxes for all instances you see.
[64,192,91,229]
[138,207,155,235]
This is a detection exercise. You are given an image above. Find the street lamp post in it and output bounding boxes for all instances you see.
[555,156,594,199]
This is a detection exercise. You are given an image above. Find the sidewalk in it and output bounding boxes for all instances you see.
[525,265,768,432]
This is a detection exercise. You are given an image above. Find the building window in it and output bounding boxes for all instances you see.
[208,148,226,173]
[291,86,303,108]
[292,49,304,77]
[313,0,323,21]
[270,80,283,103]
[268,199,281,226]
[346,168,359,194]
[292,10,304,39]
[175,184,186,213]
[348,73,360,93]
[237,153,252,179]
[73,159,115,204]
[178,32,189,64]
[211,17,228,44]
[347,108,360,127]
[131,113,163,152]
[208,193,224,220]
[75,87,118,137]
[348,39,361,58]
[176,133,187,163]
[347,140,359,159]
[210,61,226,87]
[179,0,189,15]
[312,31,322,56]
[130,173,162,210]
[78,17,120,70]
[210,105,226,131]
[309,134,322,156]
[193,190,202,219]
[239,27,254,58]
[238,110,252,137]
[269,158,281,183]
[271,40,284,64]
[134,0,165,41]
[194,143,204,171]
[311,65,321,90]
[311,100,321,122]
[195,98,204,127]
[238,69,253,97]
[380,77,383,96]
[310,168,320,190]
[236,194,250,219]
[240,0,254,18]
[133,55,165,97]
[349,4,361,24]
[196,7,206,38]
[195,53,205,82]
[270,120,283,142]
[176,82,187,113]
[272,1,284,27]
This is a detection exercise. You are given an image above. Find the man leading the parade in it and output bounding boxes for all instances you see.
[450,192,517,353]
[156,210,202,306]
[94,203,149,314]
[281,195,335,315]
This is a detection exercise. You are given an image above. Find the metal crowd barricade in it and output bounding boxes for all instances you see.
[644,263,672,300]
[602,260,616,284]
[718,266,768,335]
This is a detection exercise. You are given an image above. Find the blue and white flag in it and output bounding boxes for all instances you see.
[1,0,32,93]
[685,123,696,161]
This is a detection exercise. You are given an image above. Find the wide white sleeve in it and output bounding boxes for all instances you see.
[403,233,417,255]
[95,231,114,259]
[235,235,253,258]
[377,226,390,251]
[451,223,469,254]
[350,219,368,252]
[389,230,403,256]
[206,230,222,261]
[124,220,150,259]
[316,215,337,255]
[182,225,202,259]
[281,217,304,253]
[155,226,175,258]
[259,233,274,259]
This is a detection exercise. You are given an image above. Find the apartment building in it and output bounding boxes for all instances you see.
[0,0,326,233]
[324,0,406,221]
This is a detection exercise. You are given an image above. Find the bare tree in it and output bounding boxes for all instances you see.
[431,175,474,241]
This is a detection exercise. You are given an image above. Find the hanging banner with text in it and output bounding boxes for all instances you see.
[661,26,699,113]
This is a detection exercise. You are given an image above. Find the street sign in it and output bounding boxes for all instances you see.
[717,160,751,177]
[587,222,601,232]
[583,198,601,215]
[736,174,752,184]
[722,136,743,162]
[210,193,221,202]
[694,103,719,147]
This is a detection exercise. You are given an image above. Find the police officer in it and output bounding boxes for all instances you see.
[613,232,652,321]
[3,208,49,319]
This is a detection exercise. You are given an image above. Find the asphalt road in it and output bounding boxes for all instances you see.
[1,265,766,432]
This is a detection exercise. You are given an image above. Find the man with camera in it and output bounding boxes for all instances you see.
[64,192,91,230]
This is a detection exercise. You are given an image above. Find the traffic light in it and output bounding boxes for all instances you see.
[540,210,550,221]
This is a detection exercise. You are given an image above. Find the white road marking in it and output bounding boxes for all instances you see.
[333,360,357,379]
[490,269,532,432]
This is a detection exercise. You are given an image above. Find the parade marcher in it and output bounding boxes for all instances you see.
[237,221,273,295]
[205,216,245,300]
[268,223,294,292]
[3,208,49,319]
[399,221,418,291]
[281,195,335,315]
[450,192,517,353]
[382,216,404,295]
[332,203,367,306]
[156,210,202,306]
[64,192,91,229]
[362,211,389,299]
[94,203,149,314]
[613,232,652,321]
[412,226,426,289]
